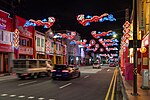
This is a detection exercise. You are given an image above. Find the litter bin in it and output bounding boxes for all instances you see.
[141,69,149,89]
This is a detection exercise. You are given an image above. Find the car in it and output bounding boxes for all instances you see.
[109,62,116,67]
[51,64,80,80]
[93,62,101,69]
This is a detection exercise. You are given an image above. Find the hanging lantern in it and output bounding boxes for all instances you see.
[140,47,147,53]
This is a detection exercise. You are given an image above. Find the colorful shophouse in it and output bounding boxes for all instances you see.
[15,15,35,59]
[0,10,14,73]
[35,31,45,59]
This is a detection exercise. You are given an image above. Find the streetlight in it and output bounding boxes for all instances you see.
[132,0,138,96]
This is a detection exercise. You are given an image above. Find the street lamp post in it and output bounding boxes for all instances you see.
[132,0,138,95]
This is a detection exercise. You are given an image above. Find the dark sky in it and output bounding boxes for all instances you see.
[13,0,132,40]
[1,0,133,54]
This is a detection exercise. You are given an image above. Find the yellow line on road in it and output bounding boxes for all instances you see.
[111,69,118,100]
[105,69,117,100]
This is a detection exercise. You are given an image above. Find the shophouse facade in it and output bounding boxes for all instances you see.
[35,31,45,59]
[15,15,35,59]
[0,10,14,73]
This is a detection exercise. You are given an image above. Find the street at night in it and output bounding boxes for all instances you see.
[0,66,115,100]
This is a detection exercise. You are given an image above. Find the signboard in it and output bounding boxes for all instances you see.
[15,16,34,38]
[138,0,146,30]
[0,10,13,31]
[19,46,33,55]
[0,43,13,52]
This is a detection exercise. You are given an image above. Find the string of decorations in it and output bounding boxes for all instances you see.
[77,13,116,26]
[53,32,76,40]
[24,17,55,28]
[91,30,114,39]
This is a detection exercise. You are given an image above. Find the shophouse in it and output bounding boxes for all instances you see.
[0,10,14,73]
[35,31,45,59]
[15,15,35,59]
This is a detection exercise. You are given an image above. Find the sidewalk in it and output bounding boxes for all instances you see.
[121,71,150,100]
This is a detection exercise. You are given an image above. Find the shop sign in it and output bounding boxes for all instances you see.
[0,43,13,52]
[19,46,33,55]
[15,16,34,38]
[138,0,146,30]
[0,10,13,31]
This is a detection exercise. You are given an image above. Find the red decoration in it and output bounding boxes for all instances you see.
[91,30,112,39]
[77,13,109,26]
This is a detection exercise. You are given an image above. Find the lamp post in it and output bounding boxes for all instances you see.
[132,0,138,95]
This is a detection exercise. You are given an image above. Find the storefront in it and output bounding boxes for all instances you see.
[141,33,149,71]
[0,10,14,73]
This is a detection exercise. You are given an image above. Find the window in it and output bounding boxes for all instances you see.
[41,39,44,47]
[0,31,3,41]
[37,37,40,46]
[51,42,54,48]
[27,39,32,47]
[22,39,26,46]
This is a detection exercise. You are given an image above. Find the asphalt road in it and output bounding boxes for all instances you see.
[0,65,115,100]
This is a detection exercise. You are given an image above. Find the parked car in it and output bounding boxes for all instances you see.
[93,62,101,69]
[51,64,80,80]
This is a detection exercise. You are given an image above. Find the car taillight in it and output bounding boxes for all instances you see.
[51,70,56,72]
[62,70,69,73]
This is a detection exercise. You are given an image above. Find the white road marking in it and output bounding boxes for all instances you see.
[1,93,8,96]
[49,99,55,100]
[28,96,35,99]
[84,75,89,79]
[107,69,111,72]
[18,95,25,98]
[18,81,37,86]
[38,97,45,100]
[59,83,72,89]
[9,94,16,97]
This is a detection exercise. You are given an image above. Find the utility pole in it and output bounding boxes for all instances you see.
[132,0,138,95]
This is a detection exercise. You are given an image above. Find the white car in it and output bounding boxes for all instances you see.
[93,62,101,69]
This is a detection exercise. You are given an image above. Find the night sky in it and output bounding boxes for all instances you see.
[1,0,133,53]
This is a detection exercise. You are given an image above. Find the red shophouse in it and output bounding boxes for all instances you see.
[0,10,14,73]
[15,16,35,59]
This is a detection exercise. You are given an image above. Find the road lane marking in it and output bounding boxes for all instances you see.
[28,96,35,99]
[49,99,55,100]
[38,97,45,100]
[107,69,111,72]
[59,83,72,89]
[9,94,16,97]
[84,75,89,79]
[18,95,25,98]
[1,93,8,96]
[18,81,37,86]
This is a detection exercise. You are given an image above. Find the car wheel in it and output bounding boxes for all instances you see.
[32,73,38,79]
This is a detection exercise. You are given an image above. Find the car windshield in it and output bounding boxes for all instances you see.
[54,65,67,70]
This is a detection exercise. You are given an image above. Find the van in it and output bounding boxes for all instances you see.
[12,59,53,79]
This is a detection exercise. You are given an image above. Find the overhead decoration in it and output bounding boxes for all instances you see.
[91,30,113,39]
[54,32,76,40]
[24,17,55,28]
[77,13,116,26]
[70,39,87,46]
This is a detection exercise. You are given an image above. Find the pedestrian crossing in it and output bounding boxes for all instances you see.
[0,93,55,100]
[80,67,113,73]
